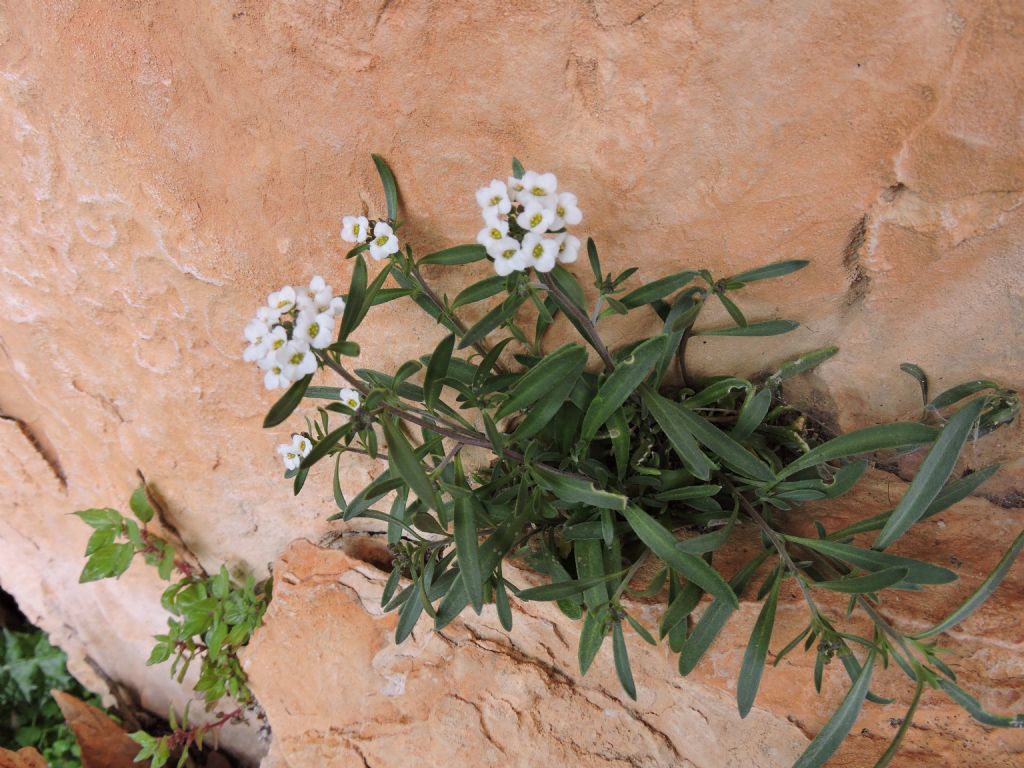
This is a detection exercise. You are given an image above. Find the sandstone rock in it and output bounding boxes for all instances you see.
[0,748,46,768]
[51,690,145,768]
[0,0,1020,766]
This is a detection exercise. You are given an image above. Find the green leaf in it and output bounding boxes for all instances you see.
[79,543,134,583]
[792,650,876,768]
[727,259,810,284]
[578,610,606,675]
[419,244,487,266]
[338,254,368,342]
[371,153,399,220]
[771,347,839,384]
[496,344,588,420]
[581,336,667,440]
[86,527,116,556]
[394,584,424,644]
[511,158,525,179]
[510,367,583,444]
[129,486,154,523]
[659,580,702,639]
[828,464,999,539]
[698,320,799,337]
[914,529,1024,639]
[928,379,1001,410]
[732,388,773,441]
[655,484,723,501]
[715,291,747,326]
[263,374,313,428]
[587,238,601,285]
[737,568,781,717]
[811,567,909,593]
[382,417,444,515]
[936,679,1024,728]
[495,575,513,631]
[423,333,455,411]
[620,270,699,309]
[454,489,484,614]
[642,389,716,481]
[900,363,929,405]
[75,508,122,530]
[779,422,938,479]
[516,572,624,602]
[874,399,985,550]
[612,621,637,700]
[452,275,507,309]
[299,425,348,470]
[785,536,956,585]
[458,295,527,350]
[533,465,628,511]
[622,505,737,606]
[647,388,775,481]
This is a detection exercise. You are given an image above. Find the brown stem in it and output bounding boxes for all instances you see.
[537,271,616,371]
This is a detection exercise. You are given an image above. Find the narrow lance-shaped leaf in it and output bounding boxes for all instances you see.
[371,153,399,220]
[792,650,876,768]
[900,363,929,406]
[928,379,1001,410]
[810,567,909,594]
[727,259,810,284]
[732,387,773,442]
[936,679,1024,728]
[419,244,487,266]
[697,320,799,337]
[458,295,527,350]
[619,270,699,309]
[263,374,313,428]
[622,505,737,606]
[874,398,985,550]
[581,336,667,440]
[534,465,628,510]
[381,416,444,515]
[779,422,937,479]
[516,572,625,602]
[452,275,507,309]
[737,568,782,718]
[771,347,839,384]
[299,425,350,470]
[612,621,637,701]
[786,536,956,585]
[913,529,1024,639]
[642,388,716,481]
[423,333,455,411]
[338,254,368,342]
[453,484,484,613]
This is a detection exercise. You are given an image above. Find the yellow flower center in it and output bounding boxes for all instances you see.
[490,228,502,239]
[276,299,290,308]
[353,224,361,236]
[290,352,304,365]
[557,205,565,217]
[501,248,516,259]
[490,195,502,206]
[532,244,544,258]
[530,213,543,228]
[308,322,320,337]
[346,399,358,408]
[531,186,546,196]
[273,338,285,350]
[376,235,389,246]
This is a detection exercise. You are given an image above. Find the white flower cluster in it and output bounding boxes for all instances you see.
[475,170,582,276]
[243,276,346,390]
[340,215,400,261]
[274,388,362,471]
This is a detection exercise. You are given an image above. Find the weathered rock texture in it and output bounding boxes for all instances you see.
[0,0,1021,766]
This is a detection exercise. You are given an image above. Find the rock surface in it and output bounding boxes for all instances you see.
[51,690,145,768]
[0,0,1021,766]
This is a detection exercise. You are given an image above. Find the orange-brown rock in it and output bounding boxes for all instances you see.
[51,690,145,768]
[0,748,46,768]
[0,0,1021,766]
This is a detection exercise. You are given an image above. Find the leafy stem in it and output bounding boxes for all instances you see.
[537,271,616,371]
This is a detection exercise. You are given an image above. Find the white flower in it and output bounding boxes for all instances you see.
[256,305,280,324]
[243,319,271,362]
[369,221,400,260]
[507,175,526,201]
[475,180,511,216]
[294,310,335,349]
[296,275,334,314]
[262,363,291,390]
[521,232,558,273]
[516,200,555,234]
[267,285,297,314]
[326,296,346,316]
[550,192,582,229]
[476,211,510,246]
[276,434,311,471]
[490,239,528,276]
[341,215,370,243]
[276,339,318,380]
[338,387,361,411]
[518,171,557,206]
[555,233,581,264]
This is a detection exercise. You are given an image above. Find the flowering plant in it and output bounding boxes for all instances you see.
[248,156,1023,767]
